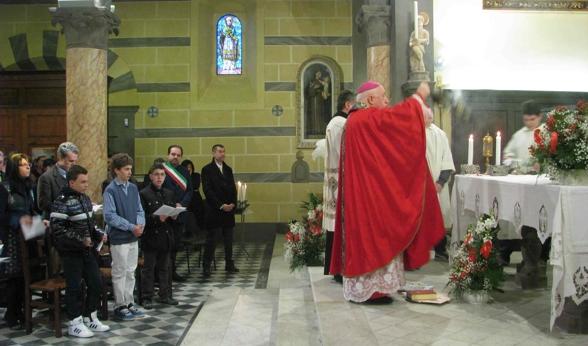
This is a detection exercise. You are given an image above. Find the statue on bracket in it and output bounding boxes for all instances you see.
[409,12,430,74]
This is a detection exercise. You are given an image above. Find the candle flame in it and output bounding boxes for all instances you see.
[497,131,501,136]
[469,134,473,139]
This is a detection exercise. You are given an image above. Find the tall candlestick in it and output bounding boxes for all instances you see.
[414,1,419,39]
[468,134,474,165]
[243,183,247,201]
[237,181,242,202]
[496,131,502,166]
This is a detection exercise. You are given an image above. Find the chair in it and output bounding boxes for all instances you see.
[98,267,112,320]
[19,230,66,338]
[184,233,215,273]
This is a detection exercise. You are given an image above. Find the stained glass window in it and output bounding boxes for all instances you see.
[216,14,242,75]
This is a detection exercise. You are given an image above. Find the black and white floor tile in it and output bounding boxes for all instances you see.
[0,239,274,346]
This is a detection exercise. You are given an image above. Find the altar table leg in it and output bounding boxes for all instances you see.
[555,298,588,334]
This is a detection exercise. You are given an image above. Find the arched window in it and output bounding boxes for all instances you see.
[216,14,242,75]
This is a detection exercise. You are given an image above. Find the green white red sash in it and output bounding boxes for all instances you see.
[163,162,187,191]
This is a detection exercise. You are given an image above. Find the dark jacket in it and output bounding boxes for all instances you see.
[163,163,193,208]
[201,159,237,229]
[0,180,37,277]
[37,165,67,219]
[139,184,175,252]
[189,172,205,229]
[50,187,102,256]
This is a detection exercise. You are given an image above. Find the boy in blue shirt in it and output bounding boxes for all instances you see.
[103,153,146,320]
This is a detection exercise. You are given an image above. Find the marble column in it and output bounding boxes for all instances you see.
[357,1,391,97]
[51,7,120,202]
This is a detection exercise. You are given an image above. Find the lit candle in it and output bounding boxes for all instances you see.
[496,131,502,166]
[243,183,247,201]
[237,181,242,202]
[468,134,474,165]
[414,1,419,39]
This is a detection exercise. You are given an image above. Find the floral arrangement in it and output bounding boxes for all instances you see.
[284,193,325,272]
[530,100,588,176]
[447,214,504,296]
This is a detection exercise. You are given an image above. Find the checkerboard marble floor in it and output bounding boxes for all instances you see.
[0,240,273,346]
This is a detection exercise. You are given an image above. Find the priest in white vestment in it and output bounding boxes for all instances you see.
[424,108,455,260]
[322,90,355,280]
[503,100,543,173]
[500,100,547,265]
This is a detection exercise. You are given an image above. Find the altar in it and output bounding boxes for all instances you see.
[451,174,588,331]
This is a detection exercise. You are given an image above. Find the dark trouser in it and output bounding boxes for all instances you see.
[324,231,334,275]
[435,234,448,255]
[204,226,234,265]
[171,223,183,274]
[4,277,24,325]
[141,250,171,299]
[62,251,102,320]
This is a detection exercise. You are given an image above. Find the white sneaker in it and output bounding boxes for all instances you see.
[68,316,94,338]
[83,311,110,332]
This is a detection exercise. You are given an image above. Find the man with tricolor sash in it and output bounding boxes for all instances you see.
[163,145,193,282]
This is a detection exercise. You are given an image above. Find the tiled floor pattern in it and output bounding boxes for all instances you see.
[0,241,272,346]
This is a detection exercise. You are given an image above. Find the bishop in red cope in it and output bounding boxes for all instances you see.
[329,81,445,303]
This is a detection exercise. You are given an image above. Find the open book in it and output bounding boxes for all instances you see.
[153,205,186,218]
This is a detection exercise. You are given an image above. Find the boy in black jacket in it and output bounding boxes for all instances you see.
[140,163,179,309]
[50,165,109,338]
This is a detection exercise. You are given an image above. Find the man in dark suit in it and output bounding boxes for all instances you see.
[201,144,239,277]
[37,142,79,276]
[37,142,79,219]
[162,145,193,282]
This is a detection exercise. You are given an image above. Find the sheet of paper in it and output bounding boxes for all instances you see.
[153,205,186,218]
[21,215,47,240]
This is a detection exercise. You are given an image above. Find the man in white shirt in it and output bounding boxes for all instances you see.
[424,109,455,261]
[322,90,355,281]
[503,100,542,173]
[500,100,548,268]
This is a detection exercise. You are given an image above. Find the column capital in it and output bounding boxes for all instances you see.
[356,2,391,47]
[51,7,120,50]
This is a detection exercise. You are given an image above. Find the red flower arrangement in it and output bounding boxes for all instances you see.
[530,100,588,174]
[284,193,325,271]
[447,214,504,296]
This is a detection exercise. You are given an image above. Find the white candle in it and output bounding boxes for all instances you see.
[414,1,419,40]
[237,181,242,201]
[496,131,502,166]
[468,134,474,165]
[243,183,247,201]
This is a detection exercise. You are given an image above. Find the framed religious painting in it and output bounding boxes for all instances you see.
[296,56,343,149]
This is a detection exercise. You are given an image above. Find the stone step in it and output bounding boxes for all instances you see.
[180,286,242,346]
[308,266,379,345]
[276,287,322,346]
[181,287,279,346]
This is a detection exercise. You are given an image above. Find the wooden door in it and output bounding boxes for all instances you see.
[0,108,66,157]
[0,72,66,158]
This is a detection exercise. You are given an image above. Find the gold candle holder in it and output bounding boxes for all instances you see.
[482,132,494,174]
